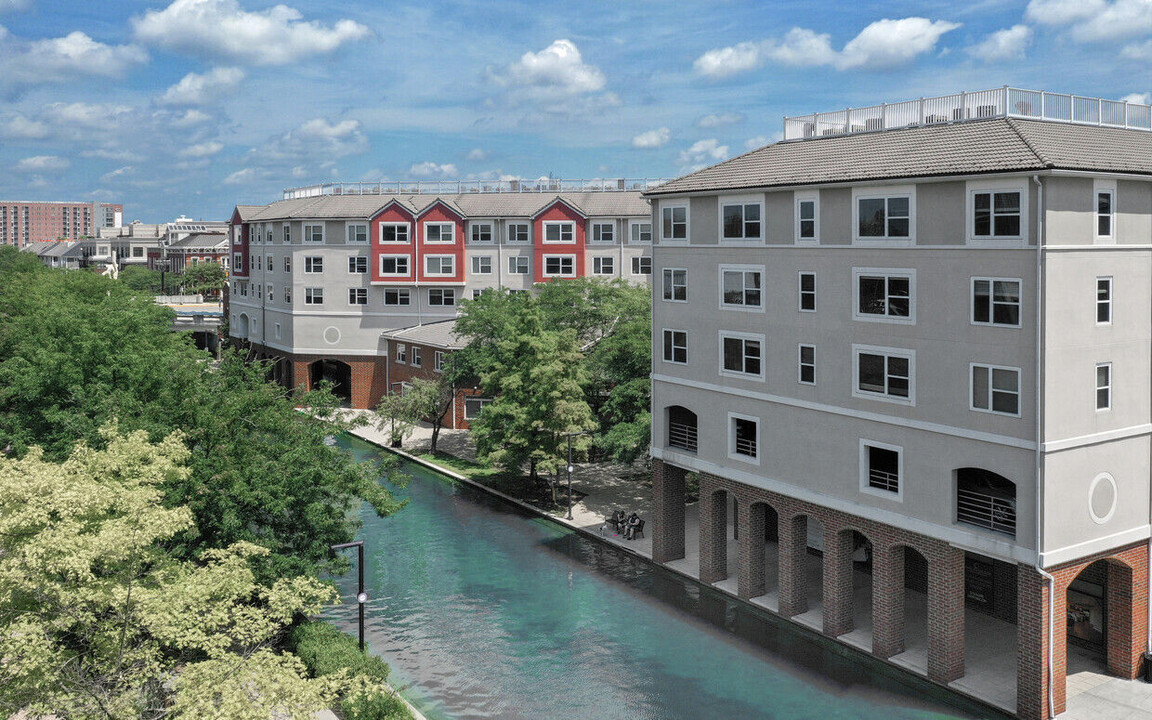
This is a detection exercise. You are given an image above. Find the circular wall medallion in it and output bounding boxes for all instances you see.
[323,326,341,344]
[1088,472,1117,525]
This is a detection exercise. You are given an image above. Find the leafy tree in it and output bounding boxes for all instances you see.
[0,428,386,719]
[374,379,439,448]
[180,260,227,298]
[118,264,164,294]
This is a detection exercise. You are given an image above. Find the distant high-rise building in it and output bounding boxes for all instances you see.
[0,200,123,247]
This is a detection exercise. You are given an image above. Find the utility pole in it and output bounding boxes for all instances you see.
[330,541,368,652]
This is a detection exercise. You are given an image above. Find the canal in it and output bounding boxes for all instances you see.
[325,435,1006,720]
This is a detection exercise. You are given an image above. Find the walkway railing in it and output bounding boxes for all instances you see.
[783,87,1152,141]
[283,178,670,200]
[957,488,1017,537]
[667,422,697,453]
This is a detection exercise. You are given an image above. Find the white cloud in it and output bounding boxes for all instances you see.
[1,115,49,139]
[697,112,744,128]
[694,17,960,77]
[493,39,605,95]
[16,155,69,172]
[1027,0,1152,42]
[180,141,224,158]
[466,148,489,161]
[679,139,729,170]
[101,165,134,181]
[1121,92,1152,104]
[967,24,1033,61]
[409,161,458,178]
[1025,0,1107,25]
[632,127,670,149]
[261,118,367,162]
[42,102,133,130]
[158,67,244,105]
[170,109,212,127]
[133,0,369,66]
[744,135,770,150]
[0,29,147,84]
[223,167,257,184]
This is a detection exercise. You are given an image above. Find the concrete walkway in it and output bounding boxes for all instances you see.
[342,413,1152,720]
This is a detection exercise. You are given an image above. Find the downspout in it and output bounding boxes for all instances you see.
[1032,174,1056,720]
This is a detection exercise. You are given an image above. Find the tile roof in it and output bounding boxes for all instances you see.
[233,205,263,221]
[380,319,464,349]
[170,233,229,249]
[646,118,1152,196]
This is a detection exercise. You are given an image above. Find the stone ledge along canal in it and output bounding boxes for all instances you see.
[325,435,1008,720]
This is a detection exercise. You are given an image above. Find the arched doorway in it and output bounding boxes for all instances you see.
[235,313,249,338]
[1066,560,1109,665]
[309,359,352,405]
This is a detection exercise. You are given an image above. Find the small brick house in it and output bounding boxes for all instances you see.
[380,319,488,429]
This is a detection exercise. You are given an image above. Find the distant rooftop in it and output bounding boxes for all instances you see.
[282,178,669,201]
[783,87,1152,141]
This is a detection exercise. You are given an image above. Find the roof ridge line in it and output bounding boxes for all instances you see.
[1005,117,1053,167]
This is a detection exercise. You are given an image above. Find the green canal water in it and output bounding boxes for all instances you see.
[325,435,1007,720]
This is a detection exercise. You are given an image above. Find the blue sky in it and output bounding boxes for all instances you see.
[0,0,1149,222]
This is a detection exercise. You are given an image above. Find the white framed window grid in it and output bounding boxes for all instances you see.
[1097,277,1112,325]
[662,268,687,302]
[720,265,763,311]
[972,278,1021,327]
[719,331,764,380]
[798,344,815,385]
[379,255,410,276]
[380,222,411,244]
[970,363,1021,416]
[852,344,915,405]
[662,329,687,364]
[798,272,816,312]
[854,268,915,324]
[859,439,903,501]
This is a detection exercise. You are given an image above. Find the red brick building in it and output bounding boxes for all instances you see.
[380,320,485,429]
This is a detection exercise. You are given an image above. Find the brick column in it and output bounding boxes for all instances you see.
[927,546,965,683]
[778,513,809,617]
[651,460,686,564]
[292,359,311,393]
[1105,561,1141,679]
[823,527,855,637]
[738,502,767,599]
[872,543,905,659]
[699,487,728,584]
[1016,564,1051,720]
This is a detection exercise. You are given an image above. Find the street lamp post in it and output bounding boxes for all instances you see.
[330,540,367,652]
[565,430,595,520]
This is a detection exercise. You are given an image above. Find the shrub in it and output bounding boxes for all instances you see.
[341,692,413,720]
[290,621,390,682]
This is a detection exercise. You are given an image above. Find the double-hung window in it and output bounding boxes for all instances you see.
[1096,363,1111,410]
[304,256,323,274]
[1097,277,1112,324]
[719,332,764,380]
[729,414,759,462]
[283,225,291,243]
[396,344,406,364]
[379,256,409,276]
[593,256,614,275]
[233,253,243,272]
[591,222,614,243]
[856,192,911,239]
[720,265,762,310]
[1097,187,1114,240]
[662,268,687,302]
[796,194,818,242]
[429,289,455,306]
[662,329,687,364]
[972,191,1021,238]
[971,364,1020,416]
[854,269,914,323]
[972,278,1021,326]
[661,205,687,242]
[411,347,422,367]
[266,284,273,302]
[853,345,914,404]
[266,254,273,270]
[471,256,493,274]
[721,199,762,241]
[798,345,815,385]
[508,256,530,274]
[543,222,575,243]
[283,257,291,272]
[384,288,410,306]
[631,257,652,275]
[425,256,455,276]
[543,255,575,277]
[346,223,368,244]
[303,224,324,243]
[470,223,493,243]
[304,287,323,305]
[507,223,530,243]
[380,223,410,244]
[425,222,455,244]
[348,256,367,274]
[630,222,652,244]
[798,272,816,312]
[349,288,367,305]
[434,351,445,372]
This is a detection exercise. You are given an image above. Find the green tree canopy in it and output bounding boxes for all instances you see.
[118,264,164,294]
[180,260,227,297]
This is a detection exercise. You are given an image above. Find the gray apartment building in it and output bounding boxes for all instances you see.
[644,89,1152,720]
[228,181,657,408]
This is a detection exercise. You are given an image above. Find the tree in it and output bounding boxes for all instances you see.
[374,379,439,448]
[181,260,227,298]
[0,428,385,719]
[118,264,164,294]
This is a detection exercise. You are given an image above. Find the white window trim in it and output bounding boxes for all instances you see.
[274,322,282,340]
[303,223,325,244]
[233,253,243,272]
[798,271,816,313]
[395,343,406,364]
[717,194,764,245]
[471,255,494,274]
[590,220,615,244]
[798,344,816,386]
[304,287,324,305]
[424,254,456,276]
[852,267,916,325]
[718,264,765,313]
[469,222,494,244]
[852,344,916,406]
[592,256,615,275]
[662,328,687,365]
[434,351,445,373]
[542,254,576,278]
[423,221,455,244]
[304,256,324,274]
[965,179,1029,246]
[662,267,688,303]
[631,256,652,275]
[379,255,411,277]
[659,203,689,244]
[428,288,456,306]
[506,223,531,244]
[345,221,369,244]
[508,255,530,274]
[795,192,819,244]
[348,255,368,274]
[1094,179,1117,244]
[383,288,411,306]
[727,411,760,465]
[379,222,411,244]
[629,220,653,245]
[718,330,765,381]
[542,221,576,244]
[1096,276,1113,326]
[969,363,1022,418]
[852,185,916,245]
[1096,362,1112,412]
[859,439,903,502]
[283,224,291,244]
[970,276,1023,328]
[348,288,368,305]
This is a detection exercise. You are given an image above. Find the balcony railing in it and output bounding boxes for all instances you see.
[734,436,757,458]
[868,468,899,493]
[783,87,1152,141]
[957,488,1017,537]
[668,422,697,453]
[283,177,670,200]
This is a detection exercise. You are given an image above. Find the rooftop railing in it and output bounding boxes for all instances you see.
[782,87,1152,141]
[282,178,670,200]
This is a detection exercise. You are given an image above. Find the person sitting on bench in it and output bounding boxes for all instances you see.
[612,510,627,533]
[625,512,641,540]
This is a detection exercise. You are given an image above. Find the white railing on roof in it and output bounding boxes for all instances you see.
[782,87,1152,141]
[282,178,670,200]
